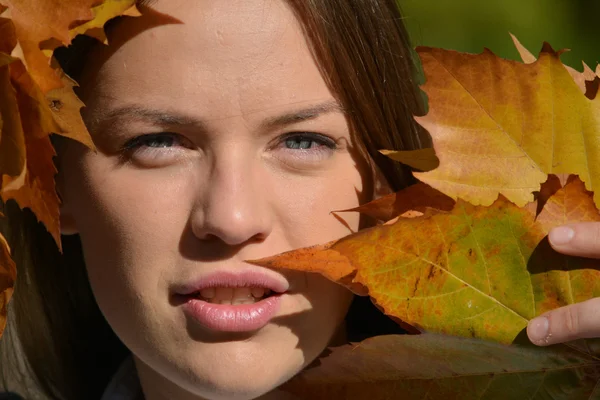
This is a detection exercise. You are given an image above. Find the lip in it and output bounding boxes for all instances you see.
[173,270,289,296]
[172,269,289,332]
[181,295,283,332]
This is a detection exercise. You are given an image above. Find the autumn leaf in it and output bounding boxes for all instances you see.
[281,334,600,400]
[1,56,62,246]
[46,67,95,149]
[0,0,100,92]
[378,148,439,172]
[252,177,600,344]
[0,53,26,181]
[67,0,140,45]
[389,44,600,209]
[510,33,598,97]
[335,182,455,222]
[0,0,139,247]
[0,0,139,93]
[0,234,15,338]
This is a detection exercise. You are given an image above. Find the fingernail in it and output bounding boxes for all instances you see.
[528,316,549,342]
[549,226,575,245]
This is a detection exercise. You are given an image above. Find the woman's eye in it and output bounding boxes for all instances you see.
[120,133,193,166]
[272,132,338,167]
[285,136,323,150]
[280,133,337,151]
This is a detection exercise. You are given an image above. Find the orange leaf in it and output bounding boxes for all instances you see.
[45,67,95,149]
[0,0,101,92]
[335,182,455,222]
[0,56,62,246]
[0,233,15,339]
[252,179,600,344]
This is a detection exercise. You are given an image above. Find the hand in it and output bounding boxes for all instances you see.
[527,223,600,346]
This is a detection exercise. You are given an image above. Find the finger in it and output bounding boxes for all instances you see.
[527,298,600,346]
[548,223,600,258]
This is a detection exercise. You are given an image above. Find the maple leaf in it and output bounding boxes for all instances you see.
[281,334,600,400]
[510,33,598,97]
[389,44,600,209]
[0,0,100,92]
[0,233,15,339]
[251,177,600,344]
[0,55,62,246]
[0,0,138,247]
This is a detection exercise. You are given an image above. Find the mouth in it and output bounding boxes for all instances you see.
[173,270,289,332]
[188,286,276,305]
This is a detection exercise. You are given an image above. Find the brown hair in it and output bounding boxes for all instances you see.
[0,1,428,399]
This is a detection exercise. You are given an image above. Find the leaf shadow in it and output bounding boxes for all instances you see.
[527,236,600,276]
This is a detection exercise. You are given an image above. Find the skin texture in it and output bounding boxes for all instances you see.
[58,1,382,399]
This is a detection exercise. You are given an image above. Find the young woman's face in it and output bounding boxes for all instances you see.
[59,1,379,399]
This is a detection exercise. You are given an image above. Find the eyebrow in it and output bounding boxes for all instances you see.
[93,100,344,133]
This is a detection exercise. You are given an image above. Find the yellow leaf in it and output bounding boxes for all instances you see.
[510,33,597,95]
[412,45,600,208]
[69,0,139,45]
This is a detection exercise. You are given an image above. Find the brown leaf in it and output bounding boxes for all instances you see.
[282,334,600,400]
[0,234,15,339]
[378,148,439,172]
[0,0,100,92]
[1,57,62,247]
[335,182,455,222]
[0,54,26,181]
[0,16,16,53]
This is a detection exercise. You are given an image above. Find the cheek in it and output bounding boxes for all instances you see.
[61,150,195,313]
[272,161,366,247]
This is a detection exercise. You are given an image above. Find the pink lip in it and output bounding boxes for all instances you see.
[174,270,289,296]
[181,295,283,332]
[173,270,289,332]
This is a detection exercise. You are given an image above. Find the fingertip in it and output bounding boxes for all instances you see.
[527,316,550,346]
[548,226,575,247]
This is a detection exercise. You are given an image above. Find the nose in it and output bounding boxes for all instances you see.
[190,149,272,247]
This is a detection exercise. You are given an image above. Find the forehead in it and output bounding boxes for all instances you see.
[82,0,333,120]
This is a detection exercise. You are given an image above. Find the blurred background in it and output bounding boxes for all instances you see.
[398,0,599,70]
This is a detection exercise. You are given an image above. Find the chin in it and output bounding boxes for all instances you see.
[165,340,304,400]
[182,361,298,400]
